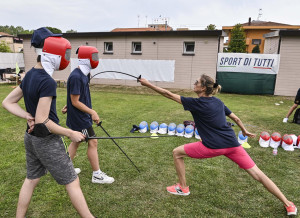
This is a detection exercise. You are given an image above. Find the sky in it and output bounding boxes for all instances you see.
[1,0,300,33]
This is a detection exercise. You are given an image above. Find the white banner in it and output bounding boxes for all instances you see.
[71,59,175,82]
[217,53,280,74]
[0,53,24,69]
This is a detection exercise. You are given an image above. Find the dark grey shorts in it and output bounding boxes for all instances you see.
[24,132,77,185]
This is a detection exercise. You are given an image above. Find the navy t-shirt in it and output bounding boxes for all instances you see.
[66,68,93,131]
[181,96,240,149]
[294,88,300,105]
[19,67,59,124]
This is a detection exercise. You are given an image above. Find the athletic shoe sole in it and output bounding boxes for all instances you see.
[167,190,190,196]
[287,208,297,216]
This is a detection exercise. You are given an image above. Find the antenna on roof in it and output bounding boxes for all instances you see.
[257,8,262,21]
[137,14,140,27]
[145,16,148,27]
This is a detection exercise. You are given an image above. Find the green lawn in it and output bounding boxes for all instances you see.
[0,83,299,217]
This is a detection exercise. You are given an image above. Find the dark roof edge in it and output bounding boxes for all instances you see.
[279,30,300,36]
[18,30,223,38]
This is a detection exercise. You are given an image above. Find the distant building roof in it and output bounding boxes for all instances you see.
[112,28,156,32]
[241,21,295,27]
[19,30,223,39]
[0,32,13,37]
[223,18,300,30]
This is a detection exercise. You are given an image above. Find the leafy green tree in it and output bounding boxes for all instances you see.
[46,27,62,34]
[252,44,260,53]
[0,41,12,52]
[206,24,216,30]
[66,29,77,33]
[228,24,246,53]
[0,25,33,35]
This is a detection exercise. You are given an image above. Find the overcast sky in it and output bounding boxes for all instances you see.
[1,0,299,33]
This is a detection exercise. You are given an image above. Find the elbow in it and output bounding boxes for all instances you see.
[233,117,241,123]
[71,100,78,108]
[2,99,7,110]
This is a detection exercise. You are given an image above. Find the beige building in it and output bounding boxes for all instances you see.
[19,30,223,89]
[264,30,300,96]
[222,18,300,54]
[0,32,23,52]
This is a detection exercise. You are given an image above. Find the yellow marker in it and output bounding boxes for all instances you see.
[151,133,159,139]
[242,142,251,149]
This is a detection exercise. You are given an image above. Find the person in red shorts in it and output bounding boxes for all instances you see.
[139,74,297,216]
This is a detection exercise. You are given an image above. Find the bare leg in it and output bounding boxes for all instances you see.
[87,139,100,171]
[245,165,292,207]
[16,178,40,218]
[65,177,94,218]
[285,104,298,119]
[69,142,81,160]
[172,145,189,188]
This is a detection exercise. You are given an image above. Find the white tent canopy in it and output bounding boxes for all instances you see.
[0,53,24,69]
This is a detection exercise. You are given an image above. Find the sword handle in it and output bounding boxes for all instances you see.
[137,75,141,83]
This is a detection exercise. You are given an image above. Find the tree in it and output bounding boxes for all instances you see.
[0,41,12,52]
[206,24,216,30]
[66,29,77,33]
[228,24,246,53]
[252,44,260,53]
[46,27,62,34]
[0,25,33,35]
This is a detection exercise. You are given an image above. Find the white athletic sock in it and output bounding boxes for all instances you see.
[93,169,101,176]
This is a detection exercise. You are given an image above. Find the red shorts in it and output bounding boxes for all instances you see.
[184,141,255,169]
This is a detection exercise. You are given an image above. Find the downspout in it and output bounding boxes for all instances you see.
[216,35,221,81]
[277,36,281,54]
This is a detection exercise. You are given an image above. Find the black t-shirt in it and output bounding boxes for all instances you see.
[66,68,92,131]
[20,67,59,124]
[181,96,240,149]
[294,88,300,105]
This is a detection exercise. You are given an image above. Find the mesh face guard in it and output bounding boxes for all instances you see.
[43,37,72,70]
[77,46,99,69]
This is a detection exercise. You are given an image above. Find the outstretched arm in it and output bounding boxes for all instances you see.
[228,112,256,138]
[139,78,182,104]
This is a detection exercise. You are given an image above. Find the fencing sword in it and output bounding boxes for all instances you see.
[87,135,177,140]
[90,71,141,82]
[82,121,141,173]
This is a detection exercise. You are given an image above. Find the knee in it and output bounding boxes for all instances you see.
[172,147,182,158]
[25,178,40,187]
[88,139,98,148]
[251,172,261,182]
[71,142,80,149]
[247,166,264,182]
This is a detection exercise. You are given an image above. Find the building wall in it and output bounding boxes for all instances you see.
[22,35,220,89]
[274,36,300,96]
[244,29,270,53]
[264,36,279,54]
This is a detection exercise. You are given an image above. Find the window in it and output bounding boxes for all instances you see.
[252,39,261,45]
[183,41,195,54]
[104,42,113,53]
[132,42,142,54]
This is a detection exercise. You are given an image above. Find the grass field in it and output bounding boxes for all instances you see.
[0,83,299,218]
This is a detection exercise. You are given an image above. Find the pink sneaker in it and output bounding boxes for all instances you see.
[166,183,190,196]
[285,202,297,216]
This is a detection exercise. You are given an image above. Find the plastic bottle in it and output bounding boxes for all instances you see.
[273,147,278,155]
